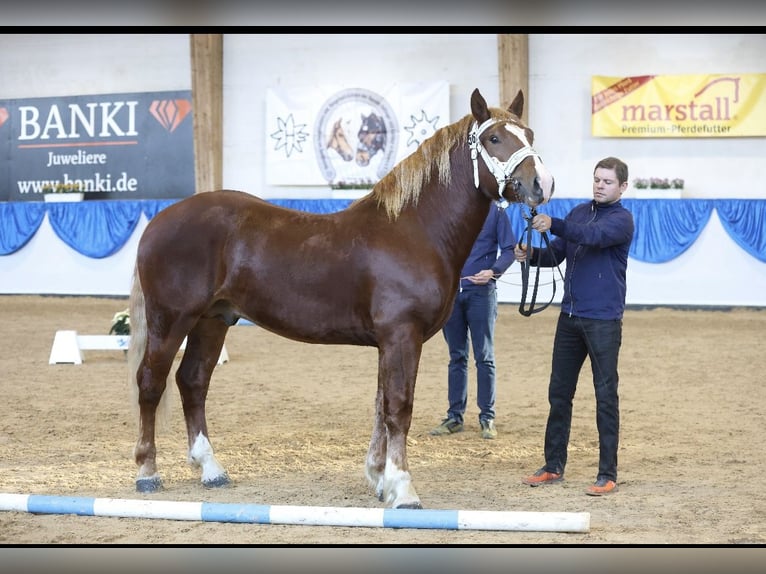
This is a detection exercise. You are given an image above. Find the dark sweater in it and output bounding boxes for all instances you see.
[532,199,634,320]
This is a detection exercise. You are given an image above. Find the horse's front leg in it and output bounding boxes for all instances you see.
[366,335,423,509]
[177,319,230,488]
[365,386,387,502]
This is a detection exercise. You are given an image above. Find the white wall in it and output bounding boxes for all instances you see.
[0,34,190,98]
[1,215,147,296]
[1,33,765,306]
[222,34,500,199]
[528,34,766,200]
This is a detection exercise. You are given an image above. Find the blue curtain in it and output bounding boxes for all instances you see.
[0,199,178,259]
[715,199,766,263]
[623,199,714,263]
[1,198,765,263]
[506,198,765,264]
[269,198,354,213]
[0,202,46,254]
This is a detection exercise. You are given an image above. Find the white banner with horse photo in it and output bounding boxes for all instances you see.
[265,81,450,187]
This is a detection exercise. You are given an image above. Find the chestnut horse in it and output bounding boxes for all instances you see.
[127,88,554,509]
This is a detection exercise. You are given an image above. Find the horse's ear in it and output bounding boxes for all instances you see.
[470,88,490,124]
[508,89,524,118]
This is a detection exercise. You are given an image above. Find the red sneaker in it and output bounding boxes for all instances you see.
[522,468,563,487]
[585,478,618,496]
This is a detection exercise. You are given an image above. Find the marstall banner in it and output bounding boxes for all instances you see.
[0,90,194,202]
[591,74,766,138]
[266,81,450,186]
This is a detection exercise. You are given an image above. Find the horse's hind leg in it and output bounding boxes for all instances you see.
[177,317,230,488]
[134,344,179,493]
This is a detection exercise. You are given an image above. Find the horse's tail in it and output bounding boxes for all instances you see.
[127,263,171,433]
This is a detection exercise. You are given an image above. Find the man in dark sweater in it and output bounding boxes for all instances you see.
[516,156,634,496]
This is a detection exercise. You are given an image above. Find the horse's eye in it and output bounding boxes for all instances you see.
[489,135,500,144]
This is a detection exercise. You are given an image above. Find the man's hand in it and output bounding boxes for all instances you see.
[465,269,495,285]
[532,214,552,233]
[514,243,531,262]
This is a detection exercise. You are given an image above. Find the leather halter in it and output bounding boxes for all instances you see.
[468,117,541,199]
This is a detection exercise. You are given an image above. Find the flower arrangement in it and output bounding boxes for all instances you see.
[330,179,376,190]
[633,178,684,190]
[42,182,84,194]
[109,308,130,336]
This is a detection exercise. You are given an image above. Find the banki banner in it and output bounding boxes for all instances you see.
[266,81,450,186]
[592,74,766,138]
[0,90,194,202]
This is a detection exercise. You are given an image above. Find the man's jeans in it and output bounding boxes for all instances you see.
[543,313,622,482]
[442,286,498,424]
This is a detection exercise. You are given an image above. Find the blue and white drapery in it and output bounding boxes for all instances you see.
[1,198,765,264]
[507,198,766,264]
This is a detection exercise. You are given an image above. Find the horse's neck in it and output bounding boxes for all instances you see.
[414,152,493,269]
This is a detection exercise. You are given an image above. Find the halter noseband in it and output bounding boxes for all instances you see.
[469,118,540,199]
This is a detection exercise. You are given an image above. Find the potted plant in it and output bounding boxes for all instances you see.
[632,177,684,199]
[42,182,85,202]
[330,179,376,190]
[109,308,130,336]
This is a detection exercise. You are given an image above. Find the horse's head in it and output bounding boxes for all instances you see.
[327,118,354,162]
[469,88,554,207]
[355,112,386,167]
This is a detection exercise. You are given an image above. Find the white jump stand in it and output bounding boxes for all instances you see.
[48,330,229,365]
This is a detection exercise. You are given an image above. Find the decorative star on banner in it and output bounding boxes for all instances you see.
[270,114,309,158]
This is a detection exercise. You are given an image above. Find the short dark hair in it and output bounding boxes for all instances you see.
[594,157,629,185]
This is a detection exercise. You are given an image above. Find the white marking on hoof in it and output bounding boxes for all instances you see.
[189,432,228,485]
[383,459,422,509]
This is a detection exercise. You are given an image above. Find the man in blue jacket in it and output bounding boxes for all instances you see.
[516,156,634,496]
[430,200,516,440]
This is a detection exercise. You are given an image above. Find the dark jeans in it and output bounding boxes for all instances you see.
[442,286,498,424]
[543,313,622,482]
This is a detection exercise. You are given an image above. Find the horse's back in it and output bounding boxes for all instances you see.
[147,189,263,228]
[136,191,261,301]
[139,190,282,255]
[136,190,377,335]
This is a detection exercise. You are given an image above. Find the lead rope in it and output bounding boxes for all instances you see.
[518,207,563,317]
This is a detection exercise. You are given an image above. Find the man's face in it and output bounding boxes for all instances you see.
[592,167,626,204]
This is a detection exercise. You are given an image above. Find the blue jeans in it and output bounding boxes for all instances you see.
[542,313,622,483]
[442,286,498,424]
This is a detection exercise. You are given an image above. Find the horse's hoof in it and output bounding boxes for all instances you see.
[394,502,423,510]
[136,476,163,493]
[202,473,230,488]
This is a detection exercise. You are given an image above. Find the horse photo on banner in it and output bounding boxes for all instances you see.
[265,82,450,187]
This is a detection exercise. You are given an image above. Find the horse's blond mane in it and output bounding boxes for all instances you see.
[370,106,515,220]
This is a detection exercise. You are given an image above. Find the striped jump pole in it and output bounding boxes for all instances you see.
[0,493,590,533]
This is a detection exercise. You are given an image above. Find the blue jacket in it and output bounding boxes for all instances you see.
[458,201,516,291]
[532,199,634,320]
